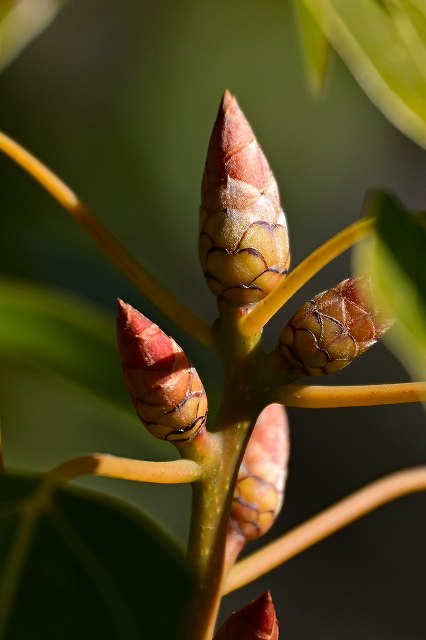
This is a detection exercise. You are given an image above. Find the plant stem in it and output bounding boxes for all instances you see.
[0,130,214,348]
[186,320,264,639]
[238,217,373,337]
[48,454,202,484]
[223,466,426,594]
[273,381,426,408]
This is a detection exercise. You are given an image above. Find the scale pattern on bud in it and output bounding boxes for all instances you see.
[229,404,290,543]
[116,300,207,442]
[279,277,392,377]
[200,90,290,306]
[214,591,279,640]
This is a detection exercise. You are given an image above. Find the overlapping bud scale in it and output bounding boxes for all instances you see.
[279,277,392,377]
[229,403,290,545]
[116,300,207,443]
[200,90,290,306]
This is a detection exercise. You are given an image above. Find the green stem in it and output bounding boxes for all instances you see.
[185,318,264,640]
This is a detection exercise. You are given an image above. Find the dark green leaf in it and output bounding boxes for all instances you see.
[0,473,193,639]
[302,0,426,148]
[354,191,426,380]
[0,278,133,420]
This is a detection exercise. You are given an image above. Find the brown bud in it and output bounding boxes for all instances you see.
[229,404,290,548]
[199,90,290,306]
[116,300,207,442]
[214,591,279,640]
[279,277,393,377]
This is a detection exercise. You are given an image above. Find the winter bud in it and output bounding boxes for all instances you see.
[200,91,290,306]
[116,300,207,443]
[214,591,279,640]
[279,276,393,377]
[229,403,290,544]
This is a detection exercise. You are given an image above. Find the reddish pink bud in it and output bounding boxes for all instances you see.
[200,91,290,306]
[116,300,208,442]
[214,591,279,640]
[228,404,290,555]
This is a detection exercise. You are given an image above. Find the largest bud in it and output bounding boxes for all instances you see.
[200,91,290,306]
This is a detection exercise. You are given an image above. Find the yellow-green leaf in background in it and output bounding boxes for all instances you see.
[0,0,66,73]
[354,191,426,381]
[301,0,426,148]
[293,0,333,94]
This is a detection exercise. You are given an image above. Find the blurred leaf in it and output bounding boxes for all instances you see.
[0,279,133,420]
[294,0,333,94]
[0,0,66,73]
[0,473,193,639]
[354,191,426,380]
[301,0,426,148]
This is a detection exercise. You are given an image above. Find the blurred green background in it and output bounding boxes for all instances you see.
[0,1,425,638]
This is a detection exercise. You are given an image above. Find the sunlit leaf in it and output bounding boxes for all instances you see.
[0,0,66,73]
[301,0,426,148]
[354,191,426,380]
[294,0,333,94]
[0,279,133,420]
[0,473,193,639]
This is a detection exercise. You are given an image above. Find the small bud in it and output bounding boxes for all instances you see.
[116,300,208,442]
[200,90,290,306]
[214,591,279,640]
[229,404,290,547]
[279,276,393,377]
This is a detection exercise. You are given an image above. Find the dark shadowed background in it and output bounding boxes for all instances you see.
[0,1,425,638]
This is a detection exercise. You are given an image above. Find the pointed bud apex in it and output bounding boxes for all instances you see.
[214,591,279,640]
[279,276,393,377]
[116,300,208,442]
[228,404,290,549]
[200,91,290,306]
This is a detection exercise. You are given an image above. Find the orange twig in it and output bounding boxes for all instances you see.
[49,453,202,485]
[0,130,214,348]
[274,381,426,408]
[238,218,373,337]
[224,467,426,594]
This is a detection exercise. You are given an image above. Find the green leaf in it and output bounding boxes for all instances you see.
[0,473,193,639]
[294,0,333,94]
[354,191,426,380]
[0,278,133,420]
[0,0,67,73]
[301,0,426,148]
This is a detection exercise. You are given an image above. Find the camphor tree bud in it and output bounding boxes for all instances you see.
[116,300,208,443]
[200,91,290,306]
[279,276,393,377]
[214,591,279,640]
[228,403,290,548]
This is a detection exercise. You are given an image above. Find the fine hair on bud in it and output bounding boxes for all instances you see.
[200,90,290,306]
[116,300,208,442]
[279,276,393,377]
[228,403,290,548]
